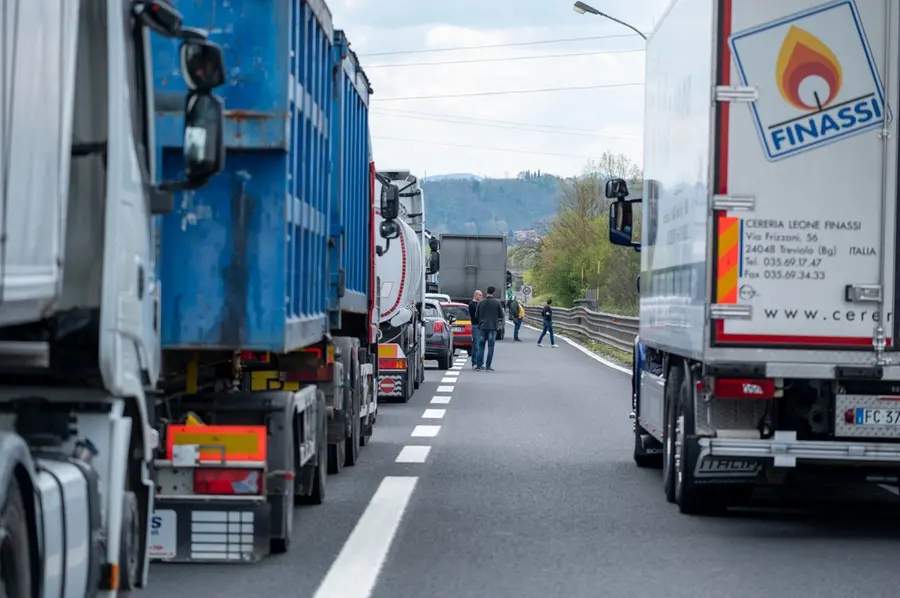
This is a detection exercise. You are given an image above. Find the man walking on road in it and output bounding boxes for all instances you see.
[537,298,559,348]
[468,289,483,369]
[508,296,524,342]
[474,286,503,371]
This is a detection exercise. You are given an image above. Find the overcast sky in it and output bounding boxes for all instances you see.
[326,0,670,178]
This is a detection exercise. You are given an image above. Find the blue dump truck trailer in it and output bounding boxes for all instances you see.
[146,0,383,563]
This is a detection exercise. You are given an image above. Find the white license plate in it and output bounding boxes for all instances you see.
[452,326,464,332]
[149,509,177,559]
[854,408,900,426]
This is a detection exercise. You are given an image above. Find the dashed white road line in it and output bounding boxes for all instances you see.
[395,446,431,463]
[411,425,441,437]
[422,408,446,419]
[313,476,418,598]
[440,377,457,384]
[436,385,455,393]
[431,395,451,404]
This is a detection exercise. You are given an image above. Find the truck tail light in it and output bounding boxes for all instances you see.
[379,358,407,370]
[194,468,263,495]
[433,321,445,333]
[712,378,776,399]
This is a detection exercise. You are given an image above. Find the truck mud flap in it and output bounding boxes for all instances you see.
[327,409,348,443]
[689,436,763,486]
[150,498,270,563]
[377,372,405,400]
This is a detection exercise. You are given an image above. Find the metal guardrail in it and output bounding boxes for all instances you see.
[522,305,638,353]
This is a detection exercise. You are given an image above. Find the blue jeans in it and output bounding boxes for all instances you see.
[538,320,555,345]
[513,318,523,340]
[471,326,482,366]
[479,329,497,368]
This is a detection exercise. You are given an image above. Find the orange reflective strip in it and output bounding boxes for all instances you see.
[166,425,267,462]
[716,213,740,304]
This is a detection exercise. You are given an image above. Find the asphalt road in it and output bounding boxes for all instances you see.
[145,322,900,598]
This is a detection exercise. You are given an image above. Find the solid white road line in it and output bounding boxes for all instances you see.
[395,446,431,463]
[437,385,455,393]
[422,408,446,419]
[312,476,418,598]
[411,425,441,437]
[521,321,630,374]
[431,395,451,404]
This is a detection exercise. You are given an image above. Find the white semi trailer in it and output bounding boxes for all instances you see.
[608,0,900,514]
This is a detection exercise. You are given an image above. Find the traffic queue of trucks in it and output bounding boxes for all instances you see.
[0,0,434,595]
[607,0,900,514]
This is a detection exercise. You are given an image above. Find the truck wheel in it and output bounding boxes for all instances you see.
[662,362,683,504]
[327,441,345,475]
[400,374,412,403]
[0,477,32,598]
[119,491,141,590]
[673,364,720,516]
[297,405,327,505]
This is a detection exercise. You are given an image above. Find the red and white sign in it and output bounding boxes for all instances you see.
[379,378,396,394]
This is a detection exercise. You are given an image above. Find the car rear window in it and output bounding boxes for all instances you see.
[442,305,470,321]
[424,303,441,318]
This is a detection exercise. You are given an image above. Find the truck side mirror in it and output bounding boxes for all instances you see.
[605,177,630,200]
[134,0,184,37]
[180,34,226,92]
[382,183,400,220]
[608,200,633,246]
[157,92,225,195]
[428,251,440,275]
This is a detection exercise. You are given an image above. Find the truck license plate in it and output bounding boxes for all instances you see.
[149,509,177,559]
[855,408,900,426]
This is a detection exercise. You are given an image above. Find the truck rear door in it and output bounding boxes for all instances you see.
[713,0,899,350]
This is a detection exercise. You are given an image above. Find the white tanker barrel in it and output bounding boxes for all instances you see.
[375,210,423,326]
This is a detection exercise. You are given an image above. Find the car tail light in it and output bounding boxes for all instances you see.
[194,468,263,495]
[433,320,445,333]
[712,378,776,399]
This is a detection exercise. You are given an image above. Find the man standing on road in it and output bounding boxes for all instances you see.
[537,298,559,348]
[475,286,503,371]
[468,289,483,369]
[507,296,524,342]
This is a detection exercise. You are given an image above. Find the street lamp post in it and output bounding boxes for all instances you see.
[572,1,647,40]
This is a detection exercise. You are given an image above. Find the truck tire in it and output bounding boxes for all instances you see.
[270,444,294,554]
[662,362,683,504]
[297,403,327,505]
[0,477,32,598]
[327,441,345,475]
[345,344,361,467]
[119,491,141,590]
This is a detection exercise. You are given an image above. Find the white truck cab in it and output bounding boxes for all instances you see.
[0,0,224,594]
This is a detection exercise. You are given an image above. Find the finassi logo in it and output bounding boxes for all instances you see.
[729,0,889,161]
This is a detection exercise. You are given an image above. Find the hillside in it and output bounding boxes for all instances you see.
[420,172,560,236]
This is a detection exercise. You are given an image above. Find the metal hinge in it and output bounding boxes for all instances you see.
[712,194,755,212]
[715,85,758,102]
[709,304,752,320]
[845,284,882,303]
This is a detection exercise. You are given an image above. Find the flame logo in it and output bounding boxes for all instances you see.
[776,26,843,111]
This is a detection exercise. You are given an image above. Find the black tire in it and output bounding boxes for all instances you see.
[344,348,361,467]
[662,362,683,504]
[119,491,141,590]
[327,441,345,475]
[633,425,663,469]
[0,477,32,598]
[437,352,451,370]
[297,405,327,506]
[673,365,723,516]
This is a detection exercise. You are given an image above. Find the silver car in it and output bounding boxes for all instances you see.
[423,298,454,370]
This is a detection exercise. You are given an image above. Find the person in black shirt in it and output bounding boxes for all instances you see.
[537,298,558,347]
[467,289,483,369]
[475,286,503,371]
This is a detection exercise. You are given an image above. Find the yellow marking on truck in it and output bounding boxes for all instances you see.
[716,214,740,304]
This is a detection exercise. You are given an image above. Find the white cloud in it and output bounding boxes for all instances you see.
[329,0,671,177]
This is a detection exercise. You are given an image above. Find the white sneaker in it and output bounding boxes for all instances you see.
[537,343,543,347]
[551,344,559,348]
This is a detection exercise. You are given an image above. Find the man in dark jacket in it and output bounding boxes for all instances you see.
[474,285,503,371]
[537,297,558,347]
[468,289,483,369]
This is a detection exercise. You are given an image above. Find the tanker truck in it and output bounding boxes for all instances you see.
[0,0,224,594]
[375,170,427,402]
